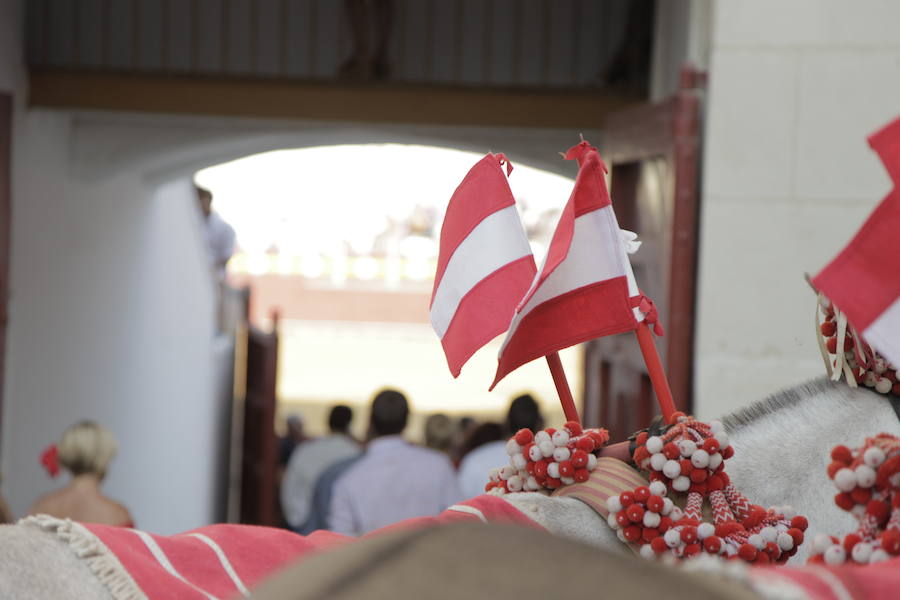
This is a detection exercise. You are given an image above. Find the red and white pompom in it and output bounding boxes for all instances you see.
[626,414,807,564]
[809,433,900,565]
[484,421,608,495]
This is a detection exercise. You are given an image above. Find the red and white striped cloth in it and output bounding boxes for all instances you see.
[813,116,900,367]
[430,153,537,377]
[492,142,649,387]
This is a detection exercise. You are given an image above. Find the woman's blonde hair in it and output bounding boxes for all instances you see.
[57,421,118,478]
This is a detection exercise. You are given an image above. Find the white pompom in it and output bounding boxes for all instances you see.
[664,529,681,548]
[551,429,570,447]
[855,464,876,488]
[607,513,619,529]
[661,497,674,516]
[863,446,886,468]
[617,529,628,543]
[650,453,668,471]
[863,371,877,387]
[748,534,765,550]
[690,449,710,469]
[663,460,682,479]
[724,543,737,557]
[528,445,543,462]
[869,549,890,564]
[646,436,664,454]
[547,462,560,479]
[780,506,796,519]
[643,512,661,528]
[606,495,623,514]
[834,468,857,492]
[561,476,575,485]
[760,526,778,543]
[672,475,691,492]
[586,453,598,471]
[539,441,555,458]
[812,534,833,554]
[640,544,656,559]
[708,453,723,470]
[649,481,667,497]
[534,430,551,444]
[775,523,788,533]
[678,440,697,457]
[875,377,893,394]
[851,505,866,518]
[851,542,873,564]
[511,453,527,470]
[697,522,715,539]
[500,465,516,480]
[714,431,730,449]
[669,506,684,522]
[488,468,500,482]
[553,447,571,462]
[777,532,794,551]
[824,545,846,565]
[507,475,524,492]
[526,476,540,491]
[709,420,724,434]
[506,439,521,456]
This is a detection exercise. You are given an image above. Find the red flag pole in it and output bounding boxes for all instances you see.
[545,352,580,424]
[634,321,677,423]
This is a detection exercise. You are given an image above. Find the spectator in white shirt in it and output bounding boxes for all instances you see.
[329,389,462,536]
[457,394,543,500]
[196,186,236,280]
[281,406,359,532]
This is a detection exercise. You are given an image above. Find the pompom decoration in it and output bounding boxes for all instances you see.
[808,433,900,565]
[40,443,60,478]
[484,421,609,495]
[617,415,808,564]
[817,296,899,397]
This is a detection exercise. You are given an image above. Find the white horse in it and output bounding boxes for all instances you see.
[2,378,898,598]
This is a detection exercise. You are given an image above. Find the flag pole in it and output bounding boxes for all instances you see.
[634,321,678,423]
[545,352,580,424]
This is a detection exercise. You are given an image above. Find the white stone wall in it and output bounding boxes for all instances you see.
[695,0,900,418]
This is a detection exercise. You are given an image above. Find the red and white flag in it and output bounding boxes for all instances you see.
[430,153,537,377]
[492,142,658,388]
[812,117,900,367]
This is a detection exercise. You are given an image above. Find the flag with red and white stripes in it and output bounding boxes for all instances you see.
[492,142,654,388]
[813,116,900,367]
[430,153,537,377]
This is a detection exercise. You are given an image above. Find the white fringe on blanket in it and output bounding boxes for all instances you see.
[19,514,147,600]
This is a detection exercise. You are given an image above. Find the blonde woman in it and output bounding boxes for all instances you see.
[29,421,133,527]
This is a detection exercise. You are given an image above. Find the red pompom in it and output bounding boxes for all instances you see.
[723,446,735,459]
[588,430,609,446]
[826,337,838,354]
[635,431,648,445]
[545,428,556,436]
[790,515,808,531]
[679,459,693,475]
[738,544,758,562]
[882,530,900,555]
[688,482,707,495]
[788,528,804,546]
[623,525,642,542]
[831,445,853,464]
[866,499,890,524]
[703,536,722,554]
[716,521,743,538]
[571,450,589,468]
[558,461,574,478]
[683,543,701,557]
[702,438,720,453]
[634,486,651,503]
[545,477,561,489]
[533,460,549,478]
[755,550,770,564]
[850,487,872,505]
[564,421,583,436]
[663,443,681,460]
[834,492,855,511]
[576,437,594,452]
[827,461,845,478]
[658,516,673,533]
[626,504,645,523]
[893,382,900,395]
[525,461,535,475]
[574,468,590,483]
[514,429,534,445]
[706,474,725,491]
[646,495,664,513]
[616,510,630,526]
[669,411,686,423]
[680,526,698,544]
[820,321,837,336]
[690,468,708,483]
[843,533,862,552]
[742,506,765,529]
[642,527,660,542]
[620,491,634,507]
[650,537,668,554]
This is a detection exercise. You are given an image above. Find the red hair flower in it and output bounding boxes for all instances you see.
[40,444,60,478]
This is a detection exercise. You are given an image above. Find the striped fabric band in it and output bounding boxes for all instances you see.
[551,457,648,519]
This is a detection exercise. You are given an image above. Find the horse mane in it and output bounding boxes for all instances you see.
[722,378,844,431]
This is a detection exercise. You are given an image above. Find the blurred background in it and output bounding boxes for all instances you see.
[0,0,896,534]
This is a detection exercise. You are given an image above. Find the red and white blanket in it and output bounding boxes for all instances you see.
[23,495,539,600]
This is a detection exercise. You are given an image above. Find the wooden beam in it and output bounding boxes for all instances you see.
[28,69,642,129]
